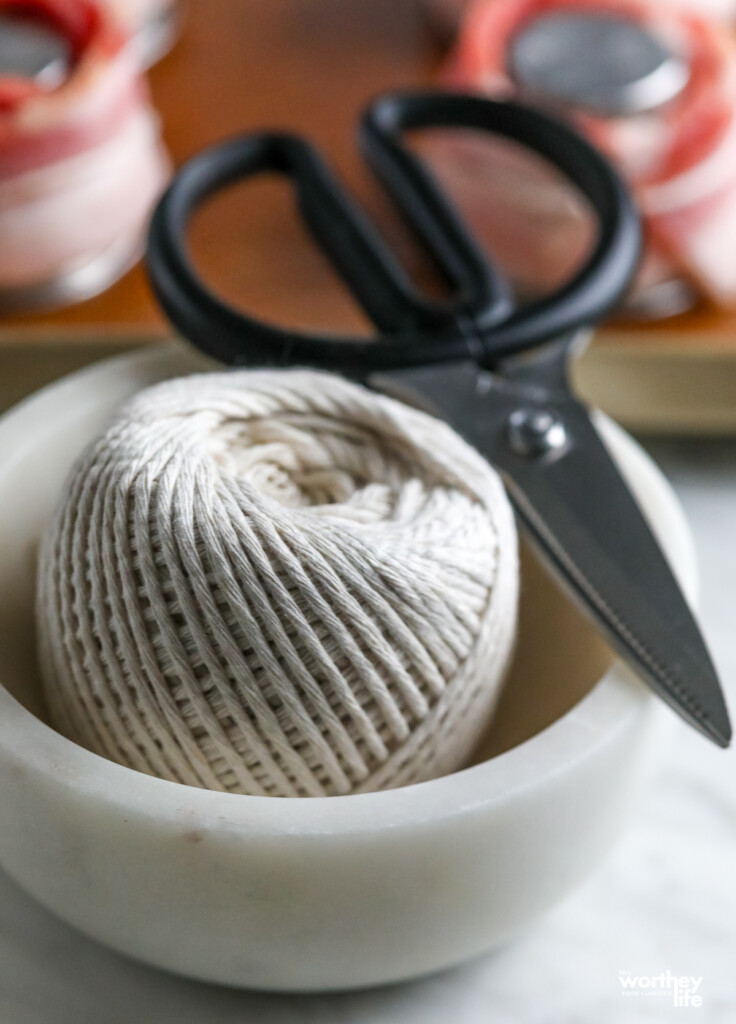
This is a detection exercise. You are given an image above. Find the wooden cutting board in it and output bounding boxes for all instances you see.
[2,0,735,432]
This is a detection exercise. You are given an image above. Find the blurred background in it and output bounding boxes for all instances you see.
[0,1,735,1019]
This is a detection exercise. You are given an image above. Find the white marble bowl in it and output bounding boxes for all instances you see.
[0,345,693,992]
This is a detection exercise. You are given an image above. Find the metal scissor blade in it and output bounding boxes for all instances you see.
[494,399,731,748]
[372,361,731,747]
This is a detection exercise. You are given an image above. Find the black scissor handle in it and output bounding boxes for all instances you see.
[364,92,641,363]
[148,131,444,369]
[147,90,641,373]
[147,125,506,371]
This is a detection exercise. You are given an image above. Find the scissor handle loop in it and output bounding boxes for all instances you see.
[147,90,641,372]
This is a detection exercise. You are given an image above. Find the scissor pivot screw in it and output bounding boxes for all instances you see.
[507,408,568,458]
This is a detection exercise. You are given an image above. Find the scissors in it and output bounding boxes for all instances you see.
[147,90,731,748]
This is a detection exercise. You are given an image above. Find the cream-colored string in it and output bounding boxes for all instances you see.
[37,369,518,796]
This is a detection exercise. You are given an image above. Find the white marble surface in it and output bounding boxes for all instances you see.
[1,437,735,1023]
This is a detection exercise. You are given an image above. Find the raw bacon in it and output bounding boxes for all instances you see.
[437,0,736,312]
[417,129,596,295]
[0,0,169,304]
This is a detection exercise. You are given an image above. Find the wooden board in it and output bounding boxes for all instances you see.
[2,0,736,431]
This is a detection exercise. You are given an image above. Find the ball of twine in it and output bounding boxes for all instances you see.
[37,369,518,797]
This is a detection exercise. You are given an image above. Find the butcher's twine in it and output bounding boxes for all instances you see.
[37,369,518,797]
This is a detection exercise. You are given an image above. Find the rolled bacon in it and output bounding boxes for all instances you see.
[0,0,169,305]
[436,0,736,312]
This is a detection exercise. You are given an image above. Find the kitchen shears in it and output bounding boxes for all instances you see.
[147,90,731,747]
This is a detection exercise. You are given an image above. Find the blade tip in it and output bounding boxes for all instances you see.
[713,724,732,750]
[702,711,732,749]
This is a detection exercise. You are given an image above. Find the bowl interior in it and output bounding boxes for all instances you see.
[0,348,612,772]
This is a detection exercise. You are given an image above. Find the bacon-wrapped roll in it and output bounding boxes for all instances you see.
[0,0,169,311]
[432,0,736,315]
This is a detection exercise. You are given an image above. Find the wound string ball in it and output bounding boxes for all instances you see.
[36,369,519,797]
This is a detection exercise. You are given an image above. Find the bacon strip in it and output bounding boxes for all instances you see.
[0,0,142,174]
[441,0,736,310]
[0,0,168,295]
